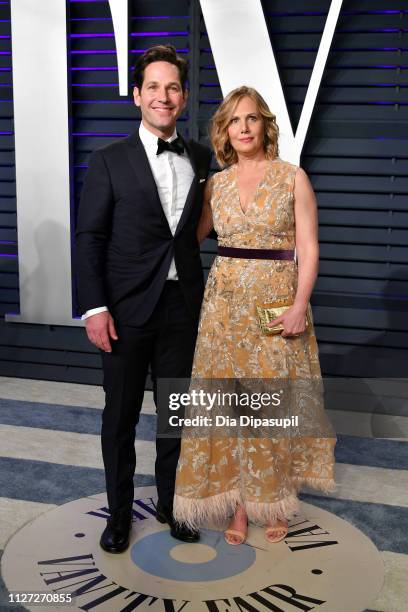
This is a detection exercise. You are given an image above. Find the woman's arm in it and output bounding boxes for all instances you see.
[197,176,214,244]
[270,167,319,337]
[293,166,319,311]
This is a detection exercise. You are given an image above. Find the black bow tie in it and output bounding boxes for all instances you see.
[156,136,184,156]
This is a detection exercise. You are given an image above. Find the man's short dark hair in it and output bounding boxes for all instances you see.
[133,45,188,92]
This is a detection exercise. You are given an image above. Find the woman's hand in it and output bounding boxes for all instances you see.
[268,303,308,337]
[197,177,214,243]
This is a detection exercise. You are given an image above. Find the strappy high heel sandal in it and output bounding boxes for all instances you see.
[224,509,248,545]
[265,518,288,543]
[224,522,248,545]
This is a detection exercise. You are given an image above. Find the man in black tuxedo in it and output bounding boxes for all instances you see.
[76,45,212,553]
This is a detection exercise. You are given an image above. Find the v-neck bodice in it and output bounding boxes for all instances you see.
[211,158,298,250]
[234,162,269,216]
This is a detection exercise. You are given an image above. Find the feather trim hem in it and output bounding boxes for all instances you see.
[173,489,300,530]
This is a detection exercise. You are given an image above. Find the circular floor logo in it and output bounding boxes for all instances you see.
[2,486,383,611]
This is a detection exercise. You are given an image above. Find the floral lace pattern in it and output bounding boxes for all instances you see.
[173,159,336,529]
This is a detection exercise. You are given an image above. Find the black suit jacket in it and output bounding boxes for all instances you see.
[75,130,212,325]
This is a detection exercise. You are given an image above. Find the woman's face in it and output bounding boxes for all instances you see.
[227,96,265,158]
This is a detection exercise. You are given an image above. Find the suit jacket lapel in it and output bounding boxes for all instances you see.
[125,131,171,231]
[175,137,200,236]
[183,137,199,175]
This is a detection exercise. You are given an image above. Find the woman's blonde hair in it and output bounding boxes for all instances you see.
[210,86,279,167]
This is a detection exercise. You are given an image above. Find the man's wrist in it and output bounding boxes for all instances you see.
[82,306,109,320]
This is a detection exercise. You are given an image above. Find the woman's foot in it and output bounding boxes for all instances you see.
[224,506,248,545]
[265,518,288,543]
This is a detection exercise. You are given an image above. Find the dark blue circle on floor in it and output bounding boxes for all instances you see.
[130,529,256,581]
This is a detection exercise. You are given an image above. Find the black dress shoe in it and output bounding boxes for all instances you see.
[156,503,200,543]
[100,516,132,554]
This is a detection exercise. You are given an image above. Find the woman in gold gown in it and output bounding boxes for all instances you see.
[173,86,336,545]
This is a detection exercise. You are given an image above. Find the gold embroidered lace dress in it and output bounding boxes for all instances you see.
[173,159,336,528]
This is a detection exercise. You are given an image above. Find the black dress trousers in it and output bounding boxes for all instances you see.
[100,281,198,520]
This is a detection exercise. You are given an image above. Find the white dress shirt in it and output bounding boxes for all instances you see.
[82,122,195,320]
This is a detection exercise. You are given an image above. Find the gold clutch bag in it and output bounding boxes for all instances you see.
[256,301,310,335]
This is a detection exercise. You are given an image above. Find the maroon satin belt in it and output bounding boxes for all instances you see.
[217,246,295,260]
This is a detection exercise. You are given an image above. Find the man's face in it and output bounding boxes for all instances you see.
[133,61,188,138]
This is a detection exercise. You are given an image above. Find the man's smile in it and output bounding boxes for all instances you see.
[152,106,174,113]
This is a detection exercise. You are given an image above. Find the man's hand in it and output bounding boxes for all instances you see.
[85,311,118,352]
